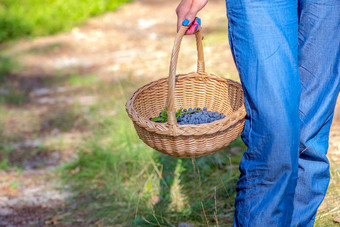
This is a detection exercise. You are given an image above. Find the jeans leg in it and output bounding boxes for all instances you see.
[291,1,340,226]
[225,1,300,226]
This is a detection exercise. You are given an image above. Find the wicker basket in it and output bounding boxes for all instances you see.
[125,25,246,157]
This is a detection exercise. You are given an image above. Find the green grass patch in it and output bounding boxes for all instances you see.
[0,129,56,170]
[67,74,97,87]
[0,55,18,81]
[0,142,13,170]
[0,85,26,105]
[0,0,131,43]
[41,105,88,132]
[0,54,23,105]
[315,165,340,226]
[59,79,246,226]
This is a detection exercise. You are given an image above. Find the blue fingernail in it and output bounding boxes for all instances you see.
[196,17,201,25]
[195,25,199,31]
[182,19,190,26]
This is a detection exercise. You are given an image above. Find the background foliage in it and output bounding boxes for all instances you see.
[0,0,130,43]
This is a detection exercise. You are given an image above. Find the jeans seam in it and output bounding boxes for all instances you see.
[227,9,253,148]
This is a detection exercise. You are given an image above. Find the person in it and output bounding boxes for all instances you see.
[175,0,340,226]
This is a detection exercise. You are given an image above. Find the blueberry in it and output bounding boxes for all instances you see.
[184,109,187,112]
[203,107,207,111]
[189,108,192,111]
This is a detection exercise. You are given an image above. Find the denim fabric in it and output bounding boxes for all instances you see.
[225,0,340,226]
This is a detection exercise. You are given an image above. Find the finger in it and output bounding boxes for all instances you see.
[183,0,207,27]
[195,25,202,33]
[186,17,201,35]
[176,0,192,32]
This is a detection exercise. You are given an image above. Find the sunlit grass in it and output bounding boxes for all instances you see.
[58,78,245,226]
[0,54,19,80]
[0,0,131,43]
[67,74,97,87]
[315,164,340,226]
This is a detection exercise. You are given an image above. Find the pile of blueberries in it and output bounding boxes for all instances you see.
[177,107,225,125]
[151,107,226,125]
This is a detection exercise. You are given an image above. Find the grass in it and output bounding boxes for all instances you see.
[0,0,131,43]
[0,55,18,81]
[0,67,338,225]
[0,64,338,226]
[0,54,25,105]
[56,77,340,226]
[67,74,97,87]
[315,164,340,226]
[57,78,246,226]
[0,85,26,105]
[41,105,89,132]
[0,142,13,170]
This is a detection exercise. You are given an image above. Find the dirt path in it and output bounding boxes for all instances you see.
[1,0,237,82]
[0,0,339,225]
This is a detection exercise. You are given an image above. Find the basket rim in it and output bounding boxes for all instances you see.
[125,71,246,136]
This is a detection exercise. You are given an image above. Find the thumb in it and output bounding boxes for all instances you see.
[183,11,198,28]
[186,17,201,35]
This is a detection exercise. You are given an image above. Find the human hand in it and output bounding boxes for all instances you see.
[176,0,208,35]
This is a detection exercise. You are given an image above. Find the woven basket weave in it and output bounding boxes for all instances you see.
[126,25,246,157]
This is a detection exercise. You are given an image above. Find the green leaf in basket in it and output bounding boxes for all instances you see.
[151,117,165,122]
[161,110,167,119]
[176,109,201,119]
[150,107,202,123]
[176,108,183,119]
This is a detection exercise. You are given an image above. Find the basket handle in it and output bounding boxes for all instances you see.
[167,25,205,135]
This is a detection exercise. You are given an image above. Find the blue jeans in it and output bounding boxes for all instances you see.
[225,0,340,226]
